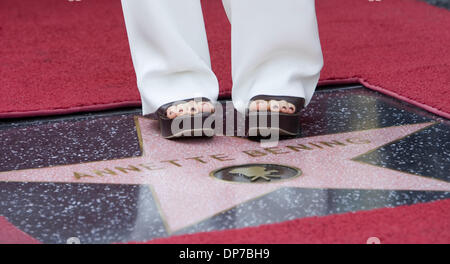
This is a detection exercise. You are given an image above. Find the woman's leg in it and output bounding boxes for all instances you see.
[223,0,324,114]
[121,0,219,116]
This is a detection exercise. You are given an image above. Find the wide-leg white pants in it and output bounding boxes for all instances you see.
[121,0,323,115]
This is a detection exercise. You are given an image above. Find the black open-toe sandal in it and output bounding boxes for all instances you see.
[148,97,216,139]
[246,95,305,137]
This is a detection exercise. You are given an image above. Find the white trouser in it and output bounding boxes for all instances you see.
[121,0,323,115]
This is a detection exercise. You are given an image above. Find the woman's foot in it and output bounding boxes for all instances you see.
[246,95,305,137]
[249,99,296,114]
[166,100,215,119]
[153,97,216,139]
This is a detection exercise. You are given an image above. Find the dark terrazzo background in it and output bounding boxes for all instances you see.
[423,0,450,9]
[296,86,436,138]
[0,114,142,173]
[354,122,450,183]
[176,187,450,236]
[0,182,166,244]
[1,181,449,243]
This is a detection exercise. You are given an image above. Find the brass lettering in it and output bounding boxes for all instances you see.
[161,160,182,167]
[319,140,346,148]
[210,154,234,162]
[139,163,164,171]
[115,165,141,174]
[242,150,267,157]
[74,172,95,180]
[309,143,324,149]
[286,144,313,152]
[264,147,290,155]
[346,137,371,144]
[186,156,208,164]
[93,169,117,177]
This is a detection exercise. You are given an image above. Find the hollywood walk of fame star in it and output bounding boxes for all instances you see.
[0,117,449,233]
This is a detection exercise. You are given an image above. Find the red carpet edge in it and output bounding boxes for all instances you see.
[127,198,450,244]
[1,79,448,119]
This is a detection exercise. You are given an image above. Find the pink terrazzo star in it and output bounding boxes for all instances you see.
[1,118,448,232]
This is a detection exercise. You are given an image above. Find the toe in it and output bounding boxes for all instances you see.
[249,101,258,112]
[186,101,199,115]
[287,103,296,114]
[268,100,280,112]
[200,101,214,113]
[166,106,177,119]
[255,100,269,111]
[249,100,268,112]
[176,103,187,116]
[279,100,289,113]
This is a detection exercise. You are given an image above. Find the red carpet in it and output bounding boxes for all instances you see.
[0,216,41,244]
[130,198,450,244]
[0,0,449,118]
